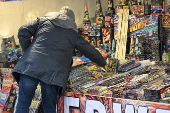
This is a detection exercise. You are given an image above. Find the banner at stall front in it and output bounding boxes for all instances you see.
[57,92,170,113]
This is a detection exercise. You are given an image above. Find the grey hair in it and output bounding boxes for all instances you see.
[59,6,75,21]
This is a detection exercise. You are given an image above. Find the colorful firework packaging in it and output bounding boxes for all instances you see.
[66,58,170,103]
[105,0,114,28]
[106,58,118,73]
[144,84,170,102]
[151,0,164,15]
[144,0,151,15]
[128,15,161,61]
[165,0,170,14]
[129,15,159,40]
[0,68,18,113]
[0,92,9,112]
[3,35,16,52]
[101,28,115,53]
[161,15,170,56]
[118,0,129,6]
[95,0,104,27]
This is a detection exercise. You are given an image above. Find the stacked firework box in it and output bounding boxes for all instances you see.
[151,0,164,15]
[0,68,17,112]
[161,15,170,64]
[80,0,103,48]
[128,15,160,61]
[144,84,170,102]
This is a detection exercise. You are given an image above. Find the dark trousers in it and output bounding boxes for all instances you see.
[15,74,61,113]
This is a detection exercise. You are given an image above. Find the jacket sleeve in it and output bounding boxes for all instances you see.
[75,35,106,67]
[18,18,39,52]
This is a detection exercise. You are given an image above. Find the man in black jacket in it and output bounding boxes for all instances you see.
[12,6,106,113]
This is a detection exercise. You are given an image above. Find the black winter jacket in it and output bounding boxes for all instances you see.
[12,12,106,95]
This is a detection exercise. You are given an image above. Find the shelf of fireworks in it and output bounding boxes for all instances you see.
[0,35,23,69]
[78,0,169,62]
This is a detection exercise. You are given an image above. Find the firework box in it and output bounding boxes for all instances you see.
[105,16,114,28]
[2,35,16,52]
[128,15,160,60]
[101,28,114,53]
[162,15,170,27]
[0,53,7,63]
[151,6,164,15]
[151,0,164,15]
[129,15,159,39]
[161,15,170,52]
[106,58,118,73]
[0,91,9,112]
[144,84,170,102]
[102,28,114,44]
[131,5,144,15]
[166,0,170,14]
[118,0,129,6]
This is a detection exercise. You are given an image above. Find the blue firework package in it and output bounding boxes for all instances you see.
[129,15,159,40]
[0,91,9,105]
[3,35,16,52]
[151,6,164,15]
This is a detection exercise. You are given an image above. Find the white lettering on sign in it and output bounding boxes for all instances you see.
[113,103,148,113]
[64,96,80,113]
[125,104,135,113]
[113,103,122,113]
[138,106,148,113]
[63,96,170,113]
[85,99,106,113]
[156,109,170,113]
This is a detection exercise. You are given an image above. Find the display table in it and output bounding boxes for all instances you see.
[57,92,170,113]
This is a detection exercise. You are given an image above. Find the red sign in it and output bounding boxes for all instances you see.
[57,92,170,113]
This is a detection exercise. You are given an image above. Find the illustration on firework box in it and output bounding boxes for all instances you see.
[88,27,101,37]
[3,35,16,52]
[105,16,114,28]
[89,37,97,47]
[128,15,159,40]
[162,15,170,27]
[161,15,170,52]
[131,5,144,15]
[151,0,162,6]
[114,15,119,41]
[151,6,164,15]
[106,58,118,73]
[128,15,159,55]
[96,16,104,27]
[115,5,129,14]
[151,0,164,15]
[82,24,90,35]
[101,28,115,53]
[102,28,112,44]
[118,0,129,6]
[166,0,170,14]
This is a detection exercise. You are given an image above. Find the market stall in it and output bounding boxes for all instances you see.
[1,0,170,113]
